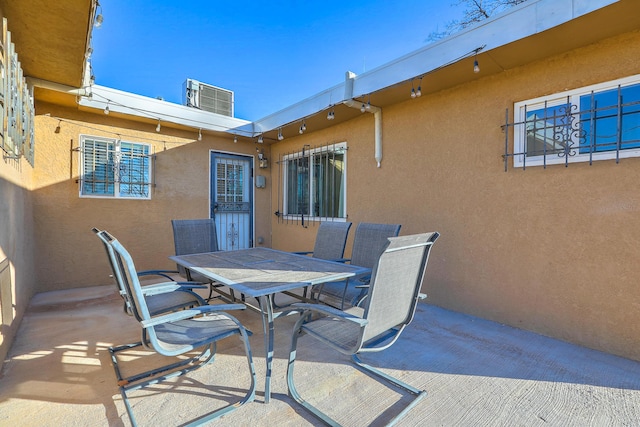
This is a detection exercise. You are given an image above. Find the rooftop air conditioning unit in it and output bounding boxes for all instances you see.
[183,79,234,117]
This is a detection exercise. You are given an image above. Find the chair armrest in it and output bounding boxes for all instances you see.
[289,303,368,326]
[292,251,313,256]
[140,282,205,296]
[137,269,179,281]
[141,304,247,328]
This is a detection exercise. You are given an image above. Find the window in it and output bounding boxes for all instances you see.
[513,74,640,168]
[281,143,347,220]
[80,135,152,199]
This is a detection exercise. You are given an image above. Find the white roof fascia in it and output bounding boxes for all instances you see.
[79,85,255,137]
[253,83,346,134]
[254,0,619,131]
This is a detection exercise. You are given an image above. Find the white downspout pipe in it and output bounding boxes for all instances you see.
[26,76,91,97]
[343,71,382,167]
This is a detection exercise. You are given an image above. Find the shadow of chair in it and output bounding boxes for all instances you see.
[314,222,401,309]
[99,229,257,426]
[287,232,439,426]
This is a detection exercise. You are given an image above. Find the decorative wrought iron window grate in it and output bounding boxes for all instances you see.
[78,136,154,199]
[276,142,347,226]
[503,76,640,171]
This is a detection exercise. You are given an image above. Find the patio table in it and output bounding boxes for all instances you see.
[169,247,369,402]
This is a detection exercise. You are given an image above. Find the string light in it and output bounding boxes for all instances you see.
[299,120,306,134]
[277,128,284,140]
[94,1,104,28]
[327,107,335,120]
[360,103,366,113]
[411,80,417,98]
[103,102,110,114]
[473,47,481,73]
[416,77,422,97]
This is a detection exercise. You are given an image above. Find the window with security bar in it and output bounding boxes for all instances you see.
[278,142,347,224]
[505,74,640,170]
[79,135,152,199]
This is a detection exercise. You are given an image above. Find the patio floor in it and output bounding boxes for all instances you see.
[1,284,639,426]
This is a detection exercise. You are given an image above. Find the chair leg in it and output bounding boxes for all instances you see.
[111,328,257,427]
[286,317,427,426]
[287,317,342,427]
[351,354,428,426]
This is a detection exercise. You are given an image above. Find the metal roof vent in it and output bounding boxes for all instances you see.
[183,79,234,117]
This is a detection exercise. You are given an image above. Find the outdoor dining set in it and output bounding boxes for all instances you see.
[93,219,439,426]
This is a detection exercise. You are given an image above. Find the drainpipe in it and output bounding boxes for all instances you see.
[26,76,91,97]
[343,71,382,167]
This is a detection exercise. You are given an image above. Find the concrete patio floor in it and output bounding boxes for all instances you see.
[1,284,639,426]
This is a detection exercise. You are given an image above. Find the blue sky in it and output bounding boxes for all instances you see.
[90,1,465,120]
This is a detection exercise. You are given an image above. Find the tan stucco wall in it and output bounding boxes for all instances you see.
[269,30,640,361]
[0,5,38,367]
[32,102,271,291]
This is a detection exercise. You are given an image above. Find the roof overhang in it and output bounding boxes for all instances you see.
[1,0,95,94]
[254,0,639,142]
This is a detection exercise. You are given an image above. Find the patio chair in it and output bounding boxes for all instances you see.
[314,222,401,309]
[102,230,257,426]
[278,221,352,304]
[294,221,352,261]
[93,228,207,316]
[287,232,440,426]
[171,218,224,301]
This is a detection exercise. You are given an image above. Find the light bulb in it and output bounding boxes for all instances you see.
[258,135,264,143]
[198,129,202,141]
[299,126,304,134]
[95,14,103,28]
[473,59,480,73]
[302,121,306,131]
[365,101,371,110]
[104,104,110,114]
[156,121,161,132]
[411,87,416,98]
[233,136,238,143]
[416,86,422,97]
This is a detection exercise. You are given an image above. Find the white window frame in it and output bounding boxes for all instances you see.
[79,135,153,200]
[282,142,347,221]
[514,74,640,168]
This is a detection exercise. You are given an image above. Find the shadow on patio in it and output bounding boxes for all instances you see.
[0,285,638,426]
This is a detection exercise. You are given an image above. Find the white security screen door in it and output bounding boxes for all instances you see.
[211,152,253,250]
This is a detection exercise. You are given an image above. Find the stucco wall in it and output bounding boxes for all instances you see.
[269,30,640,361]
[0,141,36,365]
[32,102,271,290]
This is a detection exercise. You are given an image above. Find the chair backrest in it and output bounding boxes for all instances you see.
[360,232,439,346]
[93,227,132,309]
[312,221,352,260]
[96,229,151,323]
[171,219,219,277]
[350,223,401,269]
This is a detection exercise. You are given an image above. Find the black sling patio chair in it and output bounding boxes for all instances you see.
[100,229,257,426]
[313,222,401,309]
[287,232,440,426]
